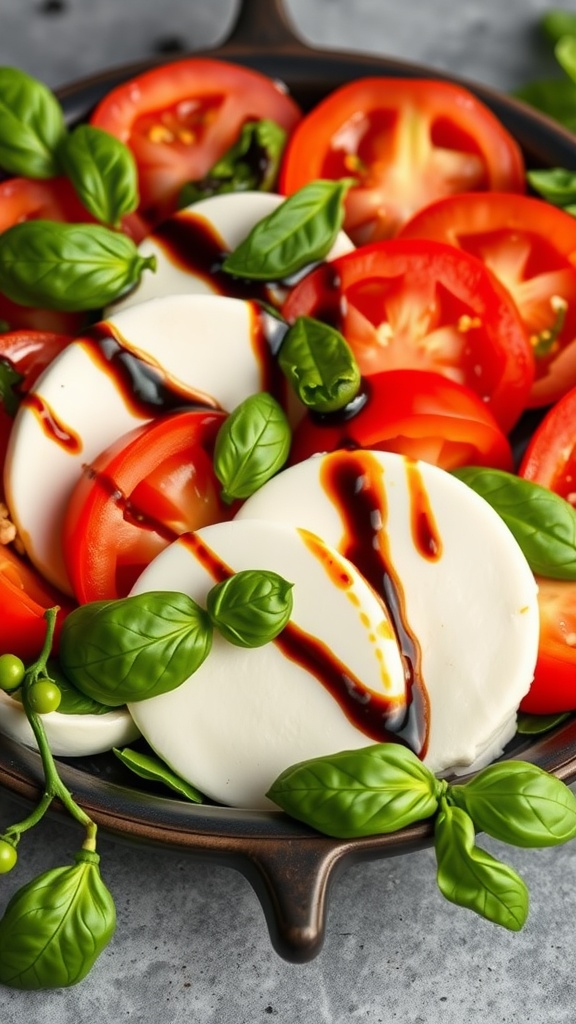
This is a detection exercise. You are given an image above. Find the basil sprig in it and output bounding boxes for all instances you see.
[514,12,576,134]
[0,67,66,178]
[0,360,23,417]
[268,744,576,929]
[0,221,156,312]
[59,592,213,706]
[222,178,354,281]
[207,569,294,648]
[58,124,139,228]
[113,746,204,803]
[278,315,361,413]
[213,392,291,502]
[452,466,576,579]
[527,167,576,212]
[179,119,287,207]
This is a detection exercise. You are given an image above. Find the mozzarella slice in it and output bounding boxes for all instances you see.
[128,519,408,809]
[236,449,540,777]
[109,191,355,314]
[0,690,139,757]
[4,294,277,594]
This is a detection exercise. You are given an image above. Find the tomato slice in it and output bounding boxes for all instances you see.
[90,58,302,226]
[520,577,576,714]
[519,384,576,504]
[290,368,513,472]
[283,238,534,433]
[279,78,525,243]
[400,192,576,407]
[63,409,232,602]
[0,544,73,660]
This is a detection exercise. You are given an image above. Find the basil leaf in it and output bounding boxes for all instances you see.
[113,747,204,802]
[58,125,139,228]
[278,315,361,413]
[46,659,112,716]
[555,35,576,86]
[0,359,23,417]
[449,760,576,848]
[0,220,156,312]
[207,569,293,648]
[453,466,576,579]
[527,167,576,208]
[541,10,576,44]
[0,67,66,179]
[213,392,291,502]
[267,743,440,839]
[222,178,354,281]
[0,850,116,989]
[179,119,287,206]
[516,711,571,735]
[59,591,213,706]
[514,79,576,132]
[434,803,528,931]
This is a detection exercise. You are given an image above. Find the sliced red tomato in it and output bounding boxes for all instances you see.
[90,58,302,226]
[520,577,576,713]
[0,544,74,660]
[519,384,576,504]
[63,409,232,603]
[290,368,513,472]
[283,239,534,433]
[400,192,576,407]
[279,78,525,243]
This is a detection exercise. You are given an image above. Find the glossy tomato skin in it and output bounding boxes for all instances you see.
[290,368,513,472]
[279,78,525,244]
[0,544,74,661]
[519,384,576,504]
[399,191,576,407]
[90,58,302,226]
[63,409,232,603]
[520,577,576,714]
[283,238,534,433]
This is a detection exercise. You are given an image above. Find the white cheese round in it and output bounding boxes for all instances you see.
[0,689,139,757]
[128,519,408,809]
[236,449,540,777]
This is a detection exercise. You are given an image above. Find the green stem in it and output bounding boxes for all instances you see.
[20,607,98,851]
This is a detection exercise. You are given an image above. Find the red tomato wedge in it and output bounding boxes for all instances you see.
[400,191,576,407]
[90,58,302,226]
[0,544,74,660]
[519,384,576,504]
[282,239,534,433]
[290,368,513,472]
[520,577,576,714]
[279,78,525,243]
[63,409,231,603]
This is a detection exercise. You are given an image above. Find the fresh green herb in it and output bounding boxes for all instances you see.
[179,119,287,206]
[452,466,576,579]
[207,569,294,648]
[58,124,139,228]
[113,747,204,803]
[222,178,354,281]
[268,744,442,839]
[0,360,23,417]
[58,591,213,706]
[44,659,112,716]
[213,392,291,502]
[278,315,361,413]
[0,221,156,312]
[555,34,576,85]
[516,711,571,735]
[0,67,66,178]
[514,12,576,132]
[450,760,576,847]
[0,611,116,989]
[434,802,529,931]
[541,10,576,44]
[527,167,576,208]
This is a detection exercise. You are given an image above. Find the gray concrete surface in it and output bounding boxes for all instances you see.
[2,1,576,1022]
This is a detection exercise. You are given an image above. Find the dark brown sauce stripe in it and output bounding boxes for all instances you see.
[180,530,400,743]
[319,450,430,756]
[22,393,82,453]
[78,321,221,419]
[405,460,443,561]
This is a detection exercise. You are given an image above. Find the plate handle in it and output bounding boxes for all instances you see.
[221,0,311,52]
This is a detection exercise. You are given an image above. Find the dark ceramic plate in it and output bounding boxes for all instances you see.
[2,0,576,963]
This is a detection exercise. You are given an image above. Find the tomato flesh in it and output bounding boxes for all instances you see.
[520,577,576,713]
[0,545,73,660]
[63,409,232,602]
